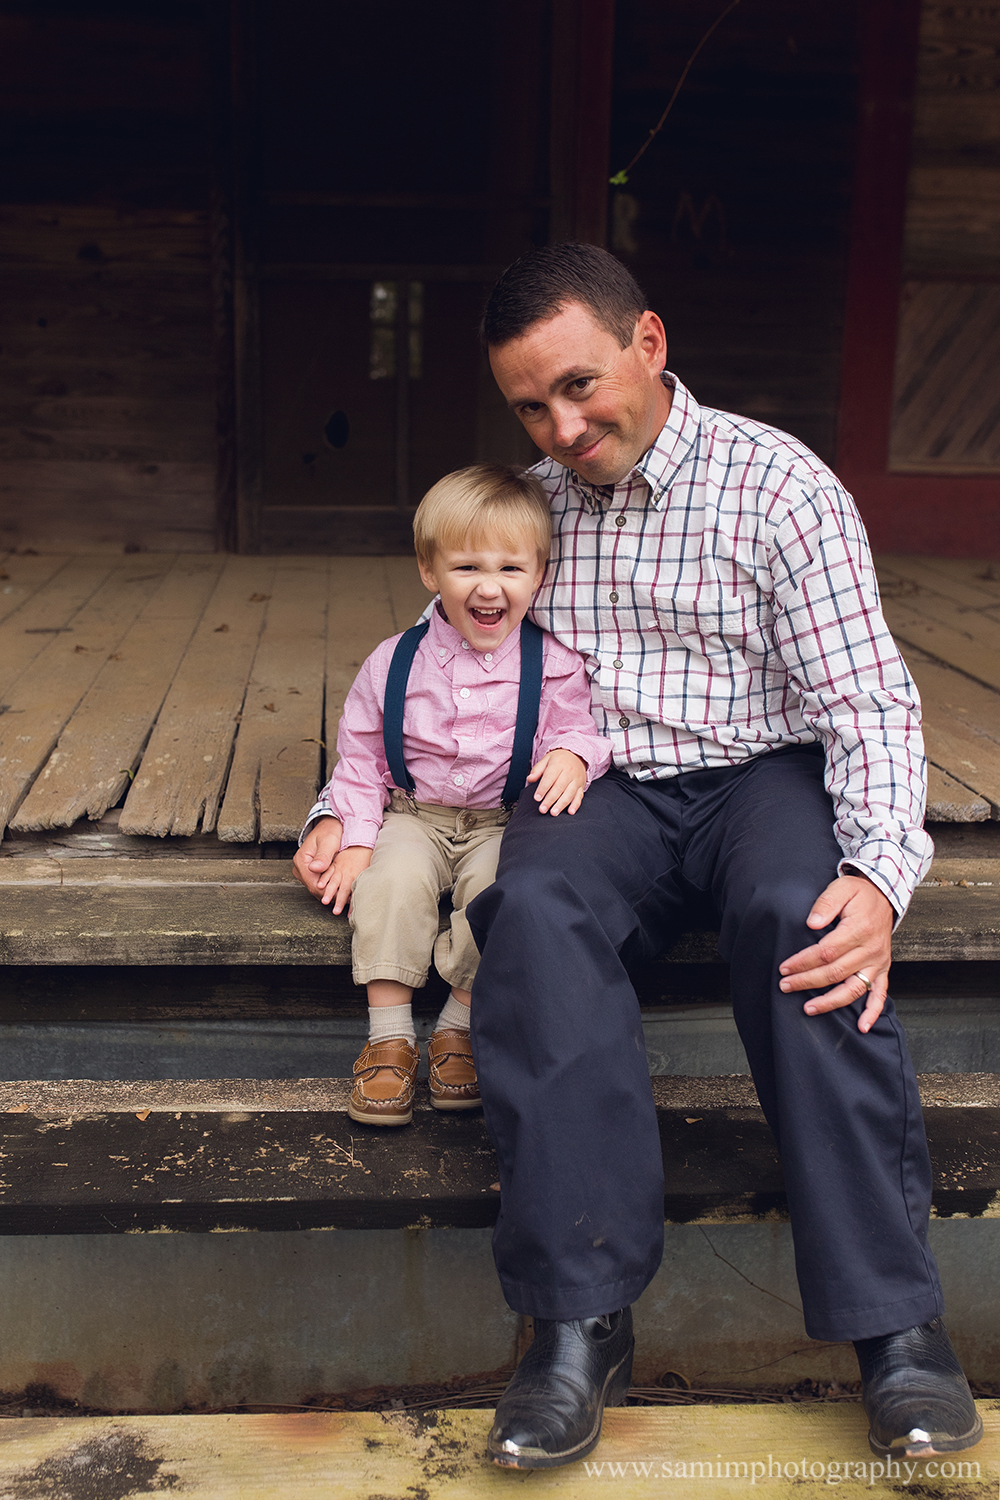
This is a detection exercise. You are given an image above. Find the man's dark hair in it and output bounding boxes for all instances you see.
[481,242,648,351]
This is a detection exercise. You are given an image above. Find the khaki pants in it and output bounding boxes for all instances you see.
[349,792,510,990]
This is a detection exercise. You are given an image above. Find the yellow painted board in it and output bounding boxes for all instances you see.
[217,557,329,843]
[0,1406,996,1498]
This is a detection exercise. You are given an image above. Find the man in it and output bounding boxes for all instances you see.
[467,243,980,1469]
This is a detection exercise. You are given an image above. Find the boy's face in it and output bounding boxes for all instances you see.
[419,538,546,653]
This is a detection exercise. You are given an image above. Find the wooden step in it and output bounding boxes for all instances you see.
[0,1074,995,1235]
[0,1405,994,1497]
[1,857,998,965]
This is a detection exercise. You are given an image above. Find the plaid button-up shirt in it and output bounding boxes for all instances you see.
[527,373,932,919]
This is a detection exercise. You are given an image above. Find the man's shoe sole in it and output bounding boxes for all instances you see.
[868,1410,983,1459]
[487,1348,632,1470]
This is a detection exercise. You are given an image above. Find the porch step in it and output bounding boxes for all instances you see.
[1,855,998,964]
[0,1405,995,1497]
[0,1074,996,1235]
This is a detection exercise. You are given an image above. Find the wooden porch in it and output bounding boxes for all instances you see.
[0,1403,997,1498]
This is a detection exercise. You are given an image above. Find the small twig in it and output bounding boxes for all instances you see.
[697,1225,802,1313]
[610,0,742,185]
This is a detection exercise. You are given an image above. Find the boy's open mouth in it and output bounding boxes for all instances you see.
[469,606,505,627]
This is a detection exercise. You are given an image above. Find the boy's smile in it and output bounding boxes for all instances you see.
[418,540,546,653]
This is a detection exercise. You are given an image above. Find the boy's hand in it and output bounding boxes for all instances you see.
[526,749,588,816]
[292,816,344,901]
[322,845,373,915]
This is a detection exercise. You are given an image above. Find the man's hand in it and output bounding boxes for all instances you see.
[292,816,343,902]
[778,874,894,1033]
[526,749,588,815]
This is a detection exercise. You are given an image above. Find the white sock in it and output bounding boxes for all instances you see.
[368,1002,415,1046]
[434,993,471,1035]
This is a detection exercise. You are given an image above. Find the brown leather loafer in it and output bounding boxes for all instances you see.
[427,1028,481,1111]
[349,1037,419,1126]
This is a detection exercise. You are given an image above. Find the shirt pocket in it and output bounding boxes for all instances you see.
[649,589,771,724]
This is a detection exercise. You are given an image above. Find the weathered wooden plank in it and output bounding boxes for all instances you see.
[0,1076,997,1238]
[0,204,211,269]
[0,554,118,700]
[883,596,1000,694]
[877,554,1000,611]
[918,556,1000,599]
[324,559,397,767]
[0,553,71,625]
[119,559,277,837]
[218,558,328,843]
[0,562,177,834]
[926,762,991,822]
[384,553,430,630]
[0,879,994,966]
[0,858,295,886]
[14,1405,991,1500]
[10,559,226,831]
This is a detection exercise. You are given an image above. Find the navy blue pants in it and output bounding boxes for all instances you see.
[467,747,943,1341]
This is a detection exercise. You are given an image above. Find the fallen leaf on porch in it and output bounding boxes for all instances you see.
[248,593,271,602]
[685,1117,702,1124]
[107,652,122,660]
[7,1104,29,1114]
[302,737,326,748]
[214,623,229,632]
[74,644,88,652]
[263,703,276,712]
[135,1109,151,1121]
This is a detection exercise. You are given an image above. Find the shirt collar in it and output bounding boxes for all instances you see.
[426,600,522,670]
[573,371,703,514]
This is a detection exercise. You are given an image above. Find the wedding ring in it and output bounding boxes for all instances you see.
[855,971,873,991]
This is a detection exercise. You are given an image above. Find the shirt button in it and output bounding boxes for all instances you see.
[618,716,630,729]
[615,515,626,527]
[613,659,623,669]
[454,775,465,787]
[437,647,446,656]
[459,687,471,699]
[484,652,493,661]
[609,591,619,603]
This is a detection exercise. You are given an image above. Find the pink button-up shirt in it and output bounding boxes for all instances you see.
[305,605,612,849]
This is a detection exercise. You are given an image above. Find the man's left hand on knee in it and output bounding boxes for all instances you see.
[777,874,894,1033]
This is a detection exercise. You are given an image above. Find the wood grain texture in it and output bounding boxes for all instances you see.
[0,875,993,966]
[882,595,1000,693]
[217,558,328,842]
[898,643,1000,815]
[0,561,175,834]
[9,559,226,830]
[0,555,117,699]
[323,558,398,770]
[0,553,71,625]
[0,1076,997,1237]
[120,558,277,836]
[3,1406,999,1500]
[926,762,990,821]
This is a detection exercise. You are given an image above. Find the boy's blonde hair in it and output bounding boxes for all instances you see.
[413,464,551,569]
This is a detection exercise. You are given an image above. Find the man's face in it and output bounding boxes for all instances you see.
[488,301,672,487]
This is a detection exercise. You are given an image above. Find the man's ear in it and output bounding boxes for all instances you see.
[634,310,668,373]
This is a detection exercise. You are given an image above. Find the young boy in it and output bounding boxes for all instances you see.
[293,464,610,1126]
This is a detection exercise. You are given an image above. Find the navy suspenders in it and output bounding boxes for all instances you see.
[382,619,545,810]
